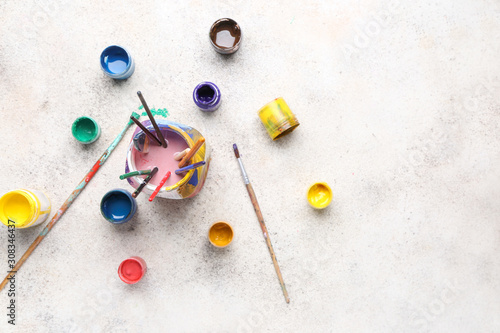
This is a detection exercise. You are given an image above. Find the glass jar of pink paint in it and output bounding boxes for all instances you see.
[125,119,210,199]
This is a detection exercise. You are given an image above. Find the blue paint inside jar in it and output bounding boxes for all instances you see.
[100,189,136,224]
[103,194,130,220]
[101,46,129,74]
[100,45,135,79]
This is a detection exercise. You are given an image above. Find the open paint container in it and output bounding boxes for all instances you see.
[118,256,147,284]
[100,189,137,224]
[0,189,51,228]
[100,45,135,80]
[208,221,234,248]
[72,116,101,144]
[193,81,221,112]
[209,18,242,54]
[125,119,210,199]
[307,182,332,209]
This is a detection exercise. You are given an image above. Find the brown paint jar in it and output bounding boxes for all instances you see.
[209,18,242,54]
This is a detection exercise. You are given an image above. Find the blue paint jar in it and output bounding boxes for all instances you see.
[100,189,137,224]
[193,82,221,112]
[100,45,135,80]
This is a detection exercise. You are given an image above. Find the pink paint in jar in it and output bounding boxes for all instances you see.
[125,119,210,199]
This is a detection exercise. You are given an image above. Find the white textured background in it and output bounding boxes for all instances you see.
[0,0,499,332]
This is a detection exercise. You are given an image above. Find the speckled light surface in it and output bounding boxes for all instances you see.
[0,1,499,332]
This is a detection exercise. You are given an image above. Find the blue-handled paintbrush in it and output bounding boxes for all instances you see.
[175,161,206,175]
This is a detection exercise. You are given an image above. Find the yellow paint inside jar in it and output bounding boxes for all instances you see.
[307,183,332,209]
[0,191,33,226]
[209,222,234,247]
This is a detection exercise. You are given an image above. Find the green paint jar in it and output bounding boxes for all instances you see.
[72,116,101,144]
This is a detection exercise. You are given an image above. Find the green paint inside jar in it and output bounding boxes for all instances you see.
[72,116,100,143]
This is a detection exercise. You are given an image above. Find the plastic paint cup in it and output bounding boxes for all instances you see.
[100,189,137,224]
[72,116,101,144]
[118,256,147,284]
[0,189,51,228]
[209,18,242,54]
[258,97,300,141]
[208,221,234,248]
[193,81,221,112]
[100,45,135,80]
[307,182,333,209]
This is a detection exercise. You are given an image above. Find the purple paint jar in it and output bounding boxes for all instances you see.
[193,82,221,112]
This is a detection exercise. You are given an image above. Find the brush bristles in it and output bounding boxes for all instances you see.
[233,144,240,158]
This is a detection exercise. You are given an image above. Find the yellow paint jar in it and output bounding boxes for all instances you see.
[258,97,300,140]
[307,182,332,209]
[208,221,234,248]
[0,189,51,228]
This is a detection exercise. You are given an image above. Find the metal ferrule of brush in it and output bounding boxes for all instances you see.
[237,158,250,184]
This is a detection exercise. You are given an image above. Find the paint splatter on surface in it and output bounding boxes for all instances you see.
[138,105,170,118]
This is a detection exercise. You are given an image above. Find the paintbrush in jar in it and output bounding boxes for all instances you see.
[130,116,162,147]
[175,161,206,175]
[137,91,168,148]
[119,169,152,180]
[132,167,158,198]
[178,138,205,168]
[149,171,171,202]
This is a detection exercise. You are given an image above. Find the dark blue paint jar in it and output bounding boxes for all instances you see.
[193,81,221,112]
[100,189,137,224]
[100,45,135,80]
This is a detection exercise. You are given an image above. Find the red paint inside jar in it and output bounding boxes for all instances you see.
[118,257,146,284]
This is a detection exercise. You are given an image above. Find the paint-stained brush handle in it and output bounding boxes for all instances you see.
[120,169,152,180]
[246,182,290,303]
[149,171,171,202]
[132,167,158,198]
[0,112,139,292]
[175,161,206,175]
[173,148,190,161]
[130,116,162,146]
[137,91,168,148]
[179,138,205,168]
[233,143,290,304]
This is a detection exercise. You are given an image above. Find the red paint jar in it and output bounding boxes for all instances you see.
[118,256,147,284]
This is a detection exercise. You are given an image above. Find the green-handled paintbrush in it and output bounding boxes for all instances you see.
[0,112,140,291]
